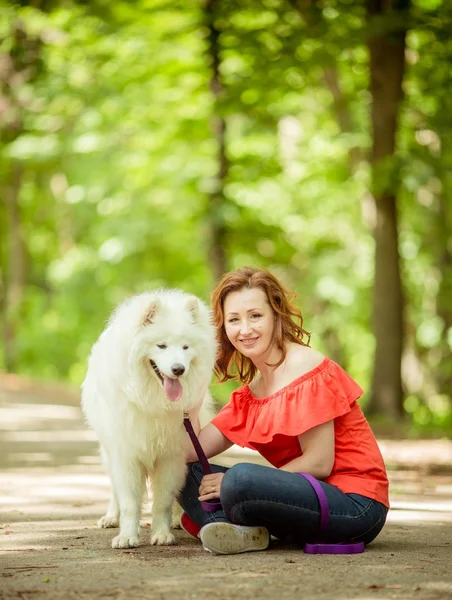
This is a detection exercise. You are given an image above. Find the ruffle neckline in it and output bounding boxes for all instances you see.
[242,357,330,403]
[212,357,364,448]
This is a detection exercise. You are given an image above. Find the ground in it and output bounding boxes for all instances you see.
[0,375,451,600]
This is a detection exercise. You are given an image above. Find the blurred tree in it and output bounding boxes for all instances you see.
[205,0,228,282]
[0,15,44,370]
[283,0,411,419]
[366,0,409,419]
[398,3,452,430]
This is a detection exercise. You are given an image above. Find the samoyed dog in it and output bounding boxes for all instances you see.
[81,290,216,549]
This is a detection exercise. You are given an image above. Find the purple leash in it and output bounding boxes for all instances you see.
[297,473,365,554]
[183,414,222,513]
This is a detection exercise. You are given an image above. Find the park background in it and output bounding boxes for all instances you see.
[1,3,452,599]
[1,0,451,437]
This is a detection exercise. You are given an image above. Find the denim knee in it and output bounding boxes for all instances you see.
[220,462,255,519]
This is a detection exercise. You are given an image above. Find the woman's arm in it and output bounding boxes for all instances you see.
[279,420,335,479]
[185,422,233,463]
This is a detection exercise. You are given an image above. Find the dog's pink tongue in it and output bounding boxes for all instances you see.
[163,376,183,402]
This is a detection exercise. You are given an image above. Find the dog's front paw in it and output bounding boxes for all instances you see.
[112,534,139,549]
[98,515,119,529]
[151,531,176,546]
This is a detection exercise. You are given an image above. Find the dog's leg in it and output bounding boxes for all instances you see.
[110,460,146,549]
[150,457,187,545]
[171,501,183,529]
[98,446,120,528]
[98,493,120,529]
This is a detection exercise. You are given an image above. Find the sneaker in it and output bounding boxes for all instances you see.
[180,512,201,539]
[199,522,269,555]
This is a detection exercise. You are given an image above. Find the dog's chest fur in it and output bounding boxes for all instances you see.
[119,402,187,466]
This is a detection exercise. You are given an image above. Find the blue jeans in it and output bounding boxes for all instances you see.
[178,462,388,546]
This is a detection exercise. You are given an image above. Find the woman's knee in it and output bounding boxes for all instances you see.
[220,463,257,507]
[357,504,388,545]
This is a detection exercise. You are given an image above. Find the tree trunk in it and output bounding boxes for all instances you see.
[323,66,364,172]
[2,163,25,372]
[367,0,409,418]
[205,0,228,283]
[0,18,42,372]
[435,192,452,396]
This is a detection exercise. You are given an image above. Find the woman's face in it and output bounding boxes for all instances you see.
[223,287,276,361]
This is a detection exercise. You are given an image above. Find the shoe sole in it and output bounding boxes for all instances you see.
[200,523,269,555]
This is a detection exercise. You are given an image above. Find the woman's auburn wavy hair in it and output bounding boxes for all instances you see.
[211,266,311,384]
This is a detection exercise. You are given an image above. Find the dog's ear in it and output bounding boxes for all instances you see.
[185,296,199,323]
[143,296,161,325]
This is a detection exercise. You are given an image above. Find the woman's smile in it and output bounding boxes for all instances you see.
[239,336,259,347]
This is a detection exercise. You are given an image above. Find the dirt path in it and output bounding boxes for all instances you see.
[1,375,451,600]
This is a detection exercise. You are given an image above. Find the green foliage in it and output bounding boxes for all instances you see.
[0,0,451,432]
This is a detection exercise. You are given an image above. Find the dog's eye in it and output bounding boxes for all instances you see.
[157,343,167,350]
[183,345,189,350]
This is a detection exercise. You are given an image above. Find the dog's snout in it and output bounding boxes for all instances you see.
[171,364,185,377]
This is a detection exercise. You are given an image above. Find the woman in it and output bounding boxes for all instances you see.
[179,266,389,555]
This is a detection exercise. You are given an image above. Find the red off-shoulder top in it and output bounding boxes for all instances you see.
[212,357,389,507]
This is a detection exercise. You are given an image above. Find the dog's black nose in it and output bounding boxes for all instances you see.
[171,364,185,377]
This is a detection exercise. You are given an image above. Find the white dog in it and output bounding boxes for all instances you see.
[81,290,216,549]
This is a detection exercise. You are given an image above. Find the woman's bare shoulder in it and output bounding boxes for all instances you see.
[285,344,325,377]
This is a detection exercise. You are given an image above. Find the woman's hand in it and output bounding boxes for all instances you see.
[198,472,225,501]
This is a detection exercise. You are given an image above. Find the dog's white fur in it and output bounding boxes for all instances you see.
[81,290,216,549]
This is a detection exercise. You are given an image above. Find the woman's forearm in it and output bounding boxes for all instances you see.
[280,422,335,479]
[185,422,233,463]
[279,453,333,480]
